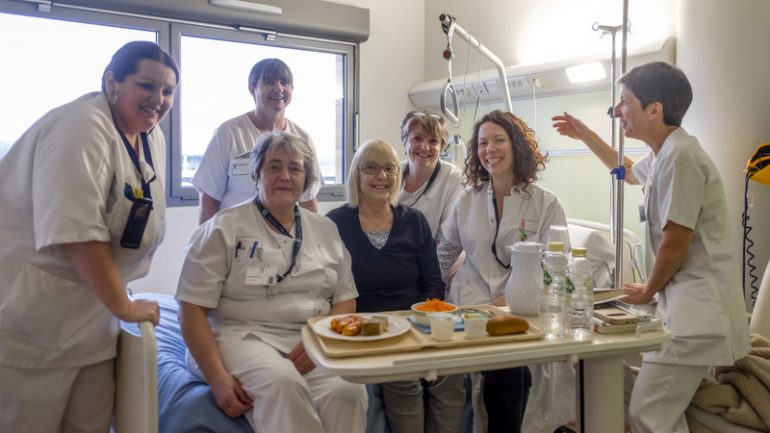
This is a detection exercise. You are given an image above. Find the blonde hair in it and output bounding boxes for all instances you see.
[346,139,402,207]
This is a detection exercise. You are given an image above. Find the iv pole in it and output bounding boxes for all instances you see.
[593,0,629,287]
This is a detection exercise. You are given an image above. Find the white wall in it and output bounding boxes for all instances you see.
[130,0,426,294]
[678,0,770,307]
[424,0,675,81]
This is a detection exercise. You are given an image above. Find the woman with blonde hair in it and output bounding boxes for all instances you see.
[328,139,462,433]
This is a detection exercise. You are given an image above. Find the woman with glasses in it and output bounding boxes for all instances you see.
[438,111,567,433]
[192,58,322,223]
[177,132,366,433]
[398,110,464,241]
[328,140,461,433]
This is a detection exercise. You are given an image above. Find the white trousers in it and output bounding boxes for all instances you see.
[0,359,114,433]
[628,361,707,433]
[217,335,367,433]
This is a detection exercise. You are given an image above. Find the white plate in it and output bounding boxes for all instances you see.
[312,314,411,342]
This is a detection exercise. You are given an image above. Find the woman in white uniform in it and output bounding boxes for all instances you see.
[397,110,464,240]
[552,61,750,433]
[438,110,567,433]
[177,132,366,433]
[192,58,322,222]
[0,41,177,432]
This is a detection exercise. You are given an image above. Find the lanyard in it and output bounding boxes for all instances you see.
[490,189,511,270]
[255,198,302,283]
[118,130,155,200]
[403,162,442,207]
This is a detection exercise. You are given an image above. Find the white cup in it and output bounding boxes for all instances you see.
[463,313,488,339]
[430,313,456,341]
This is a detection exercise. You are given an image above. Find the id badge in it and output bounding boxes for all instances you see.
[120,197,153,249]
[230,158,252,177]
[245,263,276,286]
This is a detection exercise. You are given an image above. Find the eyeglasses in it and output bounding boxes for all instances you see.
[408,111,444,122]
[360,162,400,176]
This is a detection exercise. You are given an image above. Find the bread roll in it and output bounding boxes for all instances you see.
[486,314,529,335]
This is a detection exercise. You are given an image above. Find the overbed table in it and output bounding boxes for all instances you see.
[302,315,669,433]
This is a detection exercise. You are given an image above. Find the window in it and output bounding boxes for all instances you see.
[170,24,353,201]
[0,10,158,158]
[0,2,357,204]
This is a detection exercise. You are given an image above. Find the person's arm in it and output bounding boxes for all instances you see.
[179,301,253,417]
[416,219,446,300]
[552,112,639,185]
[299,198,318,213]
[63,241,159,325]
[622,221,692,304]
[198,192,222,225]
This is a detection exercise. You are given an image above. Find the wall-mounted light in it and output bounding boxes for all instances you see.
[209,0,282,16]
[566,62,607,83]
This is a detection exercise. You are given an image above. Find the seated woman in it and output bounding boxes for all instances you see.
[328,139,465,433]
[176,132,367,433]
[438,111,567,433]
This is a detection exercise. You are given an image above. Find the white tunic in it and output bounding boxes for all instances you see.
[633,128,750,366]
[398,160,465,240]
[441,183,567,306]
[0,92,166,368]
[176,200,357,353]
[191,113,321,209]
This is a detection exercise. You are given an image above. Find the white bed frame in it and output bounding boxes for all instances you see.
[112,321,158,433]
[567,217,648,284]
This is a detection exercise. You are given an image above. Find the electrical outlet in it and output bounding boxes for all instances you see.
[527,74,543,88]
[507,76,528,89]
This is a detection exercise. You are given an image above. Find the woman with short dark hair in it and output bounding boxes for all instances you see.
[193,58,322,223]
[0,40,178,432]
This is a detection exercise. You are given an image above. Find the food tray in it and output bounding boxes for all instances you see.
[307,305,544,358]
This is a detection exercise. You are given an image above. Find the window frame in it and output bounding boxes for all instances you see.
[0,0,359,206]
[168,22,356,204]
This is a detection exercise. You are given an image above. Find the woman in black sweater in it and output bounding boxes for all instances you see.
[327,139,465,433]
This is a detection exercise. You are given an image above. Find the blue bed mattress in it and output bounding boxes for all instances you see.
[128,293,253,433]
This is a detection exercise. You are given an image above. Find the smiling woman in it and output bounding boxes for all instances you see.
[327,139,463,433]
[176,131,366,433]
[0,41,178,433]
[105,58,178,149]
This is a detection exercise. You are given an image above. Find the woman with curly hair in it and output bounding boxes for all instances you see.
[438,110,567,433]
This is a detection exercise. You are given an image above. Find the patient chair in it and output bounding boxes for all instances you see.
[684,259,770,433]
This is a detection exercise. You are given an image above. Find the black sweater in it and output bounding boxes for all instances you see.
[327,204,445,312]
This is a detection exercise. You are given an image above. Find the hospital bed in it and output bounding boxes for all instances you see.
[566,218,647,286]
[112,293,253,433]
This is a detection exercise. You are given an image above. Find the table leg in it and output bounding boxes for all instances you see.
[580,356,625,433]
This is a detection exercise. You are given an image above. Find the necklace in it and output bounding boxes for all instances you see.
[360,209,393,233]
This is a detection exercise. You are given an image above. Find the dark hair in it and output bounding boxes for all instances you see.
[464,110,546,192]
[400,110,449,152]
[618,61,692,127]
[248,58,293,89]
[250,132,317,193]
[101,41,179,92]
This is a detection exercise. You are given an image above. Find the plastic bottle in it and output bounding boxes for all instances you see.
[567,247,594,339]
[540,241,568,339]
